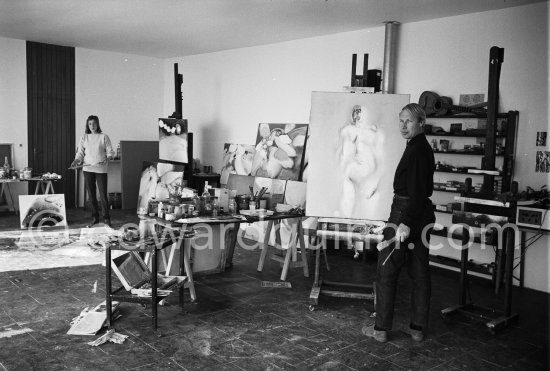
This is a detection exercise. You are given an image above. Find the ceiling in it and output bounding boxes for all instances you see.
[0,0,545,58]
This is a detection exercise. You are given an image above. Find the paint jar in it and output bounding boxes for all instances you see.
[249,201,257,211]
[124,227,138,241]
[236,195,251,211]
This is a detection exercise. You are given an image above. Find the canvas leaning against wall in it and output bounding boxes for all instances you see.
[220,143,256,185]
[19,194,67,229]
[158,118,189,164]
[137,162,184,213]
[250,124,308,181]
[306,92,409,221]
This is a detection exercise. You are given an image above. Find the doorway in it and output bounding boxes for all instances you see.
[26,41,75,207]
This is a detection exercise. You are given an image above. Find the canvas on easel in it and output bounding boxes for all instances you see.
[306,92,409,221]
[158,118,189,164]
[250,123,308,181]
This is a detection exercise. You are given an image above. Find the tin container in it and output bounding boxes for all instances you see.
[174,205,182,218]
[236,194,251,211]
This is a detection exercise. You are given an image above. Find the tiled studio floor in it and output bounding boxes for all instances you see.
[0,209,548,370]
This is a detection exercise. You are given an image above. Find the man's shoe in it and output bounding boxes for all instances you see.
[361,325,388,343]
[87,219,99,228]
[409,327,424,342]
[103,219,112,228]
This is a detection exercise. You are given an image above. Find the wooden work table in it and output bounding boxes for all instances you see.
[143,211,309,281]
[0,177,60,213]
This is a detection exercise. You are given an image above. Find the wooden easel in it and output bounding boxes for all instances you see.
[308,218,383,310]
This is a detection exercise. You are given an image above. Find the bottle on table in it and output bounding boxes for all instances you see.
[202,182,212,216]
[192,192,200,216]
[228,195,236,215]
[3,156,10,177]
[212,197,219,216]
[157,201,164,218]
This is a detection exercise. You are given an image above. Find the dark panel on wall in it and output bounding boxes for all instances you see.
[26,41,75,207]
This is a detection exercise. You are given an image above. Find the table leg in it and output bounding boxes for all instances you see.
[257,220,274,272]
[45,181,54,194]
[165,242,177,276]
[2,183,17,214]
[183,237,196,302]
[152,248,158,330]
[106,246,112,329]
[297,219,309,278]
[225,222,240,268]
[178,237,185,310]
[279,221,290,281]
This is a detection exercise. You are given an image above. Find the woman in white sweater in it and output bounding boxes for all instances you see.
[71,115,115,227]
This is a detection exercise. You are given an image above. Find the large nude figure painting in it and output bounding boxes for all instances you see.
[306,92,409,221]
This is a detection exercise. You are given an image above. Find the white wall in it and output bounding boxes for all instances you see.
[0,37,28,203]
[163,3,549,292]
[76,48,164,148]
[164,28,385,169]
[75,48,164,202]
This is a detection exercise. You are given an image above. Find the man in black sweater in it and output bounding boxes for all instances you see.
[363,103,436,342]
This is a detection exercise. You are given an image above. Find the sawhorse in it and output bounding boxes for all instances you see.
[257,217,309,281]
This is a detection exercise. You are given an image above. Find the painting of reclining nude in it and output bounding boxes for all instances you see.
[220,143,256,185]
[306,92,409,221]
[137,161,184,213]
[158,118,188,164]
[19,194,67,229]
[250,123,308,181]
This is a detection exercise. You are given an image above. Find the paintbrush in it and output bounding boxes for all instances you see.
[257,187,267,201]
[377,236,399,266]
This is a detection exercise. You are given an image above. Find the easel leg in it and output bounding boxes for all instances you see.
[314,239,321,286]
[504,230,514,317]
[459,231,470,306]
